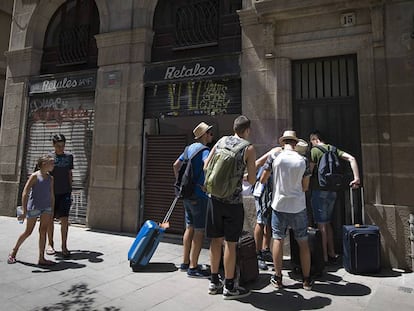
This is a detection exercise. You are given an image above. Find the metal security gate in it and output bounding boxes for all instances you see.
[292,54,362,253]
[21,94,94,225]
[143,135,187,234]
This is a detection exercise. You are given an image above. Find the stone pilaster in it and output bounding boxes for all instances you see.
[0,47,42,216]
[87,28,152,232]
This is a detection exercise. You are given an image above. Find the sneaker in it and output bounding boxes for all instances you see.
[208,281,224,295]
[179,263,189,271]
[187,267,211,278]
[270,274,283,289]
[303,277,314,291]
[258,258,268,270]
[262,249,273,262]
[222,286,251,300]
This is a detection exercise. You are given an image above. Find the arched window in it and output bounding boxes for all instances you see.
[41,0,99,74]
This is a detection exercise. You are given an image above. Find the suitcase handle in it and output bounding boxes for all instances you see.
[350,187,364,225]
[162,196,179,224]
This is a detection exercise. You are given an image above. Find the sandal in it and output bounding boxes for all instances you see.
[46,247,56,255]
[7,254,17,264]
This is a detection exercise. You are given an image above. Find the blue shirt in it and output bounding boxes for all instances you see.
[178,142,210,198]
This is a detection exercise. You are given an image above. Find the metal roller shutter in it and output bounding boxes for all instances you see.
[21,93,94,225]
[143,135,187,234]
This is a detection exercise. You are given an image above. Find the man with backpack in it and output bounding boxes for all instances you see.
[309,130,361,264]
[173,122,214,278]
[204,115,256,299]
[259,130,313,291]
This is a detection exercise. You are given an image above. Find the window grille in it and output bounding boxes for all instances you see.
[58,25,90,65]
[174,0,219,49]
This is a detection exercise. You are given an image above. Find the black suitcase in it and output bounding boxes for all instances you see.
[290,227,325,277]
[342,187,381,274]
[236,231,259,285]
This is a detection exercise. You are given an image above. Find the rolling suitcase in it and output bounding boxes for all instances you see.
[343,187,381,274]
[128,197,178,270]
[236,231,259,285]
[290,227,325,277]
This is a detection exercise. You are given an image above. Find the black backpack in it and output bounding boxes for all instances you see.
[174,145,208,199]
[314,145,346,191]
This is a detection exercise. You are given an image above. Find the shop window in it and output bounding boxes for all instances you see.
[41,0,99,74]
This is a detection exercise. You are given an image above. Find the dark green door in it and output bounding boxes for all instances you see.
[292,55,363,253]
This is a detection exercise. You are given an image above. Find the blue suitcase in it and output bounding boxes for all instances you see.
[128,197,178,269]
[343,188,381,274]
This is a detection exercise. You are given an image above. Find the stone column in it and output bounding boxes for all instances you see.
[87,28,152,232]
[0,47,42,215]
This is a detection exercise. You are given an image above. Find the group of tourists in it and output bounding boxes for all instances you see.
[173,115,360,300]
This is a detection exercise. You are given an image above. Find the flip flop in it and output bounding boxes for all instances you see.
[7,254,17,264]
[38,259,56,266]
[46,247,56,255]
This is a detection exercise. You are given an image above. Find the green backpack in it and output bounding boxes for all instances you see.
[205,136,251,198]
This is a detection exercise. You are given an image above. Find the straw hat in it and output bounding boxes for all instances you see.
[193,122,212,139]
[278,130,299,145]
[296,139,309,155]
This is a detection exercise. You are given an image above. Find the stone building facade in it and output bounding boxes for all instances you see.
[0,0,413,270]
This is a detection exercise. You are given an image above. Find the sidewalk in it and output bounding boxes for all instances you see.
[1,215,413,311]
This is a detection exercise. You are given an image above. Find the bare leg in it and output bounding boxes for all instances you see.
[223,241,237,280]
[10,218,37,257]
[272,238,284,276]
[189,230,204,269]
[47,218,55,252]
[263,224,272,250]
[60,216,69,253]
[38,214,52,263]
[297,239,311,278]
[317,223,328,262]
[326,222,337,257]
[182,226,194,265]
[210,237,223,274]
[254,223,264,253]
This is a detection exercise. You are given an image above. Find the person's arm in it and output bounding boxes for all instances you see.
[244,145,257,185]
[50,176,55,213]
[21,173,37,217]
[204,144,217,171]
[340,152,360,188]
[255,146,282,169]
[173,158,182,178]
[302,176,310,191]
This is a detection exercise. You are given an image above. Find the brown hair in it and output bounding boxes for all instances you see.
[233,115,251,135]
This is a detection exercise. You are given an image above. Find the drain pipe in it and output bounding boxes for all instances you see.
[409,214,414,272]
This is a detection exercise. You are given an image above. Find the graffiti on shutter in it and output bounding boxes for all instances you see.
[21,94,94,225]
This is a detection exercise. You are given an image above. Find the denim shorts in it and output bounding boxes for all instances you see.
[255,197,270,225]
[311,190,337,224]
[271,209,308,241]
[27,207,52,219]
[183,196,208,230]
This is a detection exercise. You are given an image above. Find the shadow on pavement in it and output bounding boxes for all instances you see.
[131,262,178,273]
[240,290,331,311]
[18,260,86,273]
[54,250,104,263]
[32,282,120,311]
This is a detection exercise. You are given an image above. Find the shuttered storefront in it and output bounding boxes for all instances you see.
[143,135,187,233]
[21,71,96,225]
